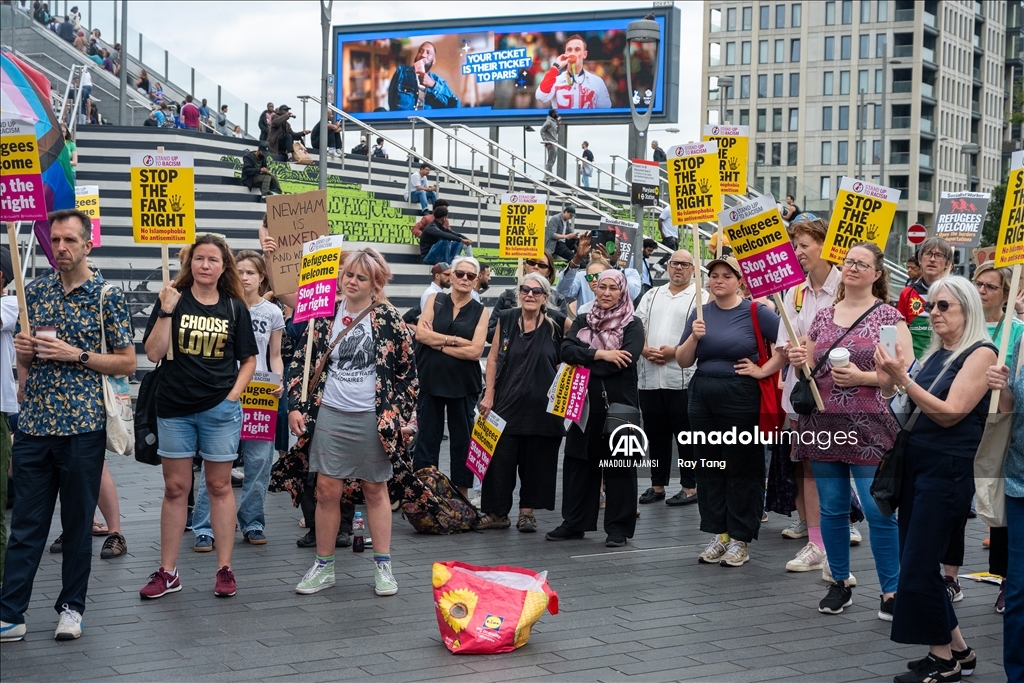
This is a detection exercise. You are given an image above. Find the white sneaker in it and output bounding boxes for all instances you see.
[698,536,727,564]
[849,523,862,545]
[651,263,666,277]
[720,539,750,567]
[821,558,857,586]
[54,605,82,640]
[781,518,808,539]
[0,620,26,642]
[786,542,827,572]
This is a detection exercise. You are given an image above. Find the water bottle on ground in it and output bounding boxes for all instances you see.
[353,511,365,553]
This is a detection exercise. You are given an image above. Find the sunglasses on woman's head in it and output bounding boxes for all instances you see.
[452,270,477,281]
[519,285,545,297]
[924,300,956,313]
[524,259,549,270]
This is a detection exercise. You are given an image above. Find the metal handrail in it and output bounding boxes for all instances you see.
[449,123,624,217]
[541,138,635,200]
[414,118,620,221]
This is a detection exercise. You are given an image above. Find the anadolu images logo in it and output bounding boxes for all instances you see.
[608,424,649,458]
[142,155,155,166]
[852,181,865,193]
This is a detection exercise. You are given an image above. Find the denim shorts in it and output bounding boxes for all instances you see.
[157,398,242,462]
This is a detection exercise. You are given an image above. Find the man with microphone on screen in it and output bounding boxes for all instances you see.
[535,34,611,109]
[388,41,462,111]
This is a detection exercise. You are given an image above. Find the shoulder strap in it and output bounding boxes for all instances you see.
[808,301,884,378]
[99,282,114,354]
[750,301,770,365]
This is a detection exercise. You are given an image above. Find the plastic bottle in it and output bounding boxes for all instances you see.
[352,511,365,553]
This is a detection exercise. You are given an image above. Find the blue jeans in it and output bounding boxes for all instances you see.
[0,430,106,622]
[157,398,242,461]
[811,460,900,594]
[193,438,274,537]
[410,189,436,211]
[581,172,591,188]
[422,239,464,266]
[1006,495,1024,682]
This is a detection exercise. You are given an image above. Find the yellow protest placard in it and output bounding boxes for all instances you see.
[995,152,1024,268]
[0,119,47,221]
[130,151,195,244]
[75,185,101,245]
[822,177,900,264]
[666,142,721,225]
[702,125,749,195]
[499,193,546,259]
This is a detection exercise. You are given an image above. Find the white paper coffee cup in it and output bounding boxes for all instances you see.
[829,348,850,367]
[36,326,57,339]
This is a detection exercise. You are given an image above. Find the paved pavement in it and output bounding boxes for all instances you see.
[0,453,1006,682]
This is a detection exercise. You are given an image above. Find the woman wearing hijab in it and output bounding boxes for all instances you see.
[546,270,644,547]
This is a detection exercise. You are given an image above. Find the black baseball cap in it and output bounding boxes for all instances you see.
[0,246,13,288]
[279,104,291,111]
[258,141,269,151]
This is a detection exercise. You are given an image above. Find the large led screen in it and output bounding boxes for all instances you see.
[333,9,678,126]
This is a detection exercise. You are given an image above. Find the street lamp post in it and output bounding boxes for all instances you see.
[717,76,734,125]
[961,142,980,192]
[879,57,902,186]
[318,1,333,191]
[625,14,661,274]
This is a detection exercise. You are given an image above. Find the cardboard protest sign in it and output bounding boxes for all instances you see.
[667,142,721,225]
[595,217,639,269]
[630,159,660,206]
[702,124,749,195]
[0,119,47,221]
[75,185,101,246]
[498,193,545,259]
[266,190,330,296]
[241,371,281,442]
[995,151,1024,268]
[934,192,990,247]
[973,246,995,266]
[719,194,803,299]
[822,177,900,264]
[546,363,590,423]
[130,151,194,244]
[466,410,506,480]
[294,235,345,323]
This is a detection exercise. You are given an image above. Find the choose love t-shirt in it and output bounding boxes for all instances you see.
[144,288,258,419]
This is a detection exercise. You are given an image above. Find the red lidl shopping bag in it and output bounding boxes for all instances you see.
[432,561,558,654]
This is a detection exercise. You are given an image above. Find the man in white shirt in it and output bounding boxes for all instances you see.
[419,262,451,312]
[0,247,17,585]
[634,249,707,507]
[405,163,438,215]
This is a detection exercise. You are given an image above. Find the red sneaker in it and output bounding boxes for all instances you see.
[140,568,181,599]
[214,566,236,597]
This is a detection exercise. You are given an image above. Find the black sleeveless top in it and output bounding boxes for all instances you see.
[416,293,484,398]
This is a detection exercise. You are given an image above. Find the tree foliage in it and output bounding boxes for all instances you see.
[981,182,1007,247]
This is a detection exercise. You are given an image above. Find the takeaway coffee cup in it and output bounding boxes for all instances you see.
[829,348,850,368]
[35,326,57,339]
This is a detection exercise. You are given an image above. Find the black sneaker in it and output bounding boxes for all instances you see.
[296,529,317,548]
[818,582,854,614]
[335,531,352,548]
[606,533,627,548]
[996,581,1006,614]
[944,575,963,603]
[49,533,64,554]
[638,488,665,504]
[100,533,127,559]
[878,594,895,621]
[906,648,974,678]
[545,525,584,541]
[897,653,962,683]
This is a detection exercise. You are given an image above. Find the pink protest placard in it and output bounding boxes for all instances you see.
[293,235,345,323]
[241,371,280,442]
[0,120,48,222]
[465,410,506,480]
[718,194,804,299]
[563,367,591,422]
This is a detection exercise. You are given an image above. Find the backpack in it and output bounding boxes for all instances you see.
[402,466,479,534]
[134,364,162,466]
[372,145,386,158]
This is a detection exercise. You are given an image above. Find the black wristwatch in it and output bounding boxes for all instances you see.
[157,308,173,318]
[79,351,90,364]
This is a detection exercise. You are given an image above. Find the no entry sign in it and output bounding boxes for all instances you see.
[907,224,927,245]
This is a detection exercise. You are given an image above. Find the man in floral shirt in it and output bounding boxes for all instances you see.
[0,210,135,643]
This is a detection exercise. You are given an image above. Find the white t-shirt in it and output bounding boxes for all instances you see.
[405,172,429,200]
[248,299,285,373]
[1,295,18,414]
[420,282,444,312]
[321,303,376,413]
[658,205,678,239]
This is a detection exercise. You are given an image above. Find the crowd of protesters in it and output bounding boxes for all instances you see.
[0,202,1020,683]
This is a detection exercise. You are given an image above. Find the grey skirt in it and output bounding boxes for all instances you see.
[309,405,392,483]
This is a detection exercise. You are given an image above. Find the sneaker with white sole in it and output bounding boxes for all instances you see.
[849,523,862,545]
[944,575,964,603]
[698,536,727,564]
[720,540,750,567]
[0,621,26,642]
[54,605,82,640]
[786,542,826,572]
[818,582,854,614]
[374,560,398,596]
[781,518,808,539]
[296,561,335,595]
[821,558,857,586]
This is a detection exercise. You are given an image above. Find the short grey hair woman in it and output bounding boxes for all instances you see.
[477,273,570,532]
[875,275,995,681]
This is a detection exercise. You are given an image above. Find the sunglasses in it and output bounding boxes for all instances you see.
[584,273,602,282]
[519,285,546,297]
[924,300,957,313]
[524,259,549,270]
[452,270,477,281]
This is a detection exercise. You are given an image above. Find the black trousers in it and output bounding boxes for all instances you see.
[657,235,679,265]
[989,525,1009,578]
[687,371,764,543]
[480,434,560,516]
[560,415,638,538]
[891,453,974,645]
[640,388,695,489]
[300,471,354,534]
[553,241,577,262]
[413,393,475,489]
[0,430,105,622]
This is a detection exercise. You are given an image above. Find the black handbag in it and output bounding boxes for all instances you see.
[599,379,642,436]
[133,363,162,466]
[870,413,915,517]
[790,302,883,415]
